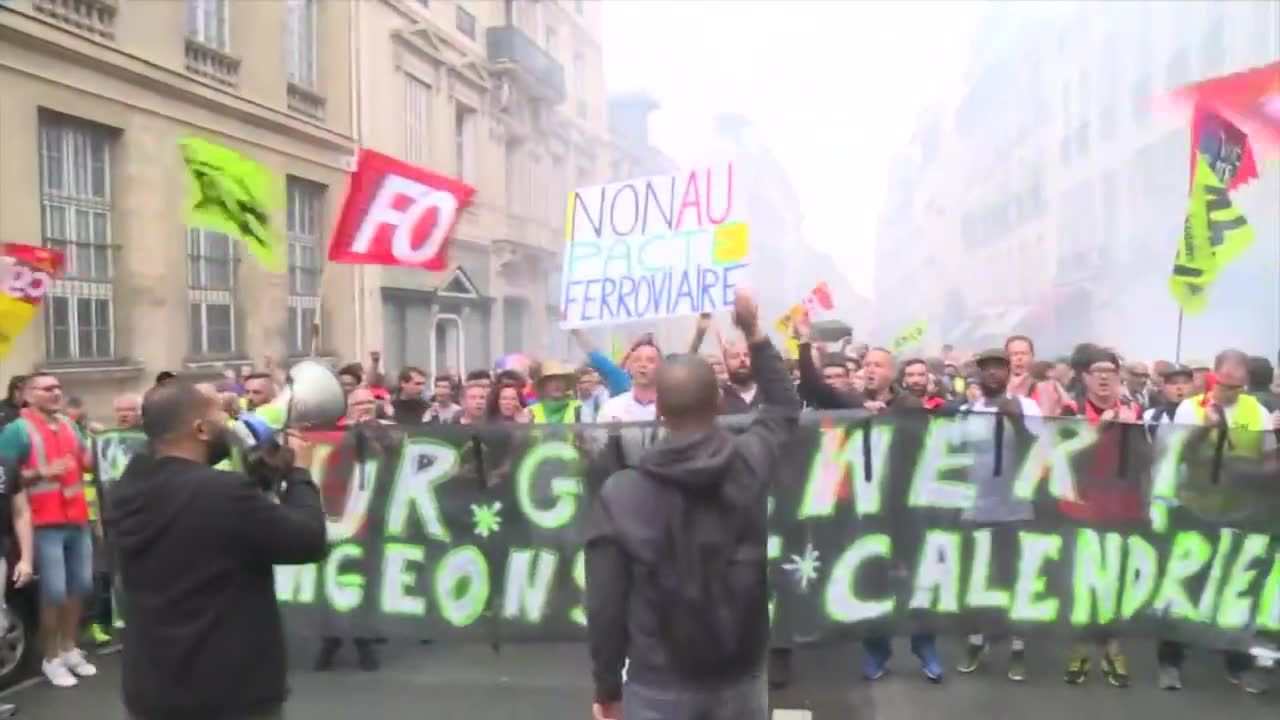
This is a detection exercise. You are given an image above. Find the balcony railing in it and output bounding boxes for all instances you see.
[287,82,326,121]
[33,0,117,40]
[486,25,565,105]
[185,37,240,87]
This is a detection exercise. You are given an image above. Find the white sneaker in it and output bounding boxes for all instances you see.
[42,657,78,688]
[61,648,97,678]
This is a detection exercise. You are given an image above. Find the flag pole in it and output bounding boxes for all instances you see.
[1175,309,1184,363]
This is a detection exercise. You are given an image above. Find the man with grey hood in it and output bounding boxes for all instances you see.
[585,288,802,720]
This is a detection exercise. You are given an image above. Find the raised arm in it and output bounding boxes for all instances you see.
[688,312,712,353]
[572,329,631,395]
[794,312,859,410]
[729,290,801,458]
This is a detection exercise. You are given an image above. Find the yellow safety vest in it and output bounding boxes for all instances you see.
[1179,392,1269,520]
[529,400,581,425]
[1187,393,1267,459]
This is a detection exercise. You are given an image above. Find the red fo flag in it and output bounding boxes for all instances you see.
[328,149,476,270]
[1189,104,1259,191]
[1169,61,1280,153]
[800,281,835,315]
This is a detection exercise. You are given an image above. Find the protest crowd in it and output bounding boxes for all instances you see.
[1,293,1278,719]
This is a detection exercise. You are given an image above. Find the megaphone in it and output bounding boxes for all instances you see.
[277,359,346,429]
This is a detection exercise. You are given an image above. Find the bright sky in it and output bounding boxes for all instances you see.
[601,0,984,296]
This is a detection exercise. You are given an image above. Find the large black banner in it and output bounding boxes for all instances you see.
[94,411,1280,651]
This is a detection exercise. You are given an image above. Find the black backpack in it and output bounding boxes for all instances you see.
[643,474,770,683]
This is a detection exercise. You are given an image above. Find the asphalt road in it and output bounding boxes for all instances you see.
[5,638,1279,719]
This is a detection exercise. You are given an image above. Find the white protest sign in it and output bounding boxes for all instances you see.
[559,163,749,329]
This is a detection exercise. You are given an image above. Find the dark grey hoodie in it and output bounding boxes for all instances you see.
[585,337,801,703]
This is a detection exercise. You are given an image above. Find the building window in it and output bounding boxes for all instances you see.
[287,178,324,356]
[406,75,431,165]
[187,0,229,50]
[187,228,237,356]
[455,103,475,182]
[455,5,477,40]
[286,0,317,88]
[433,314,464,377]
[39,116,115,362]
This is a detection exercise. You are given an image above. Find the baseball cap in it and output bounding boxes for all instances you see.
[974,348,1009,366]
[1160,363,1194,380]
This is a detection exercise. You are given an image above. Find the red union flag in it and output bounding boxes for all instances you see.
[1169,61,1280,152]
[328,149,476,270]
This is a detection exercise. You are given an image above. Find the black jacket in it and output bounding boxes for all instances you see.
[585,337,801,702]
[107,454,328,720]
[719,382,764,415]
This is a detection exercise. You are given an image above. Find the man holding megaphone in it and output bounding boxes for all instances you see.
[107,380,328,720]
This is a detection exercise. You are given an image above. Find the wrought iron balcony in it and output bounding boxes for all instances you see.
[486,25,565,105]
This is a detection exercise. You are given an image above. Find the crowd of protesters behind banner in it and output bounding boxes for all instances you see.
[0,311,1277,703]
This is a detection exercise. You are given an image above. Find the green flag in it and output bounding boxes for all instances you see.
[1168,152,1254,314]
[180,137,286,272]
[890,320,927,354]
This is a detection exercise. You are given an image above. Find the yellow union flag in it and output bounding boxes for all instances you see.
[180,137,285,272]
[1168,152,1255,314]
[890,320,927,354]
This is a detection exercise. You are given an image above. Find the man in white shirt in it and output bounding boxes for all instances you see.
[598,342,661,424]
[957,348,1044,683]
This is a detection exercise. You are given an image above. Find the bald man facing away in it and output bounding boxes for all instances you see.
[585,289,802,720]
[107,381,326,720]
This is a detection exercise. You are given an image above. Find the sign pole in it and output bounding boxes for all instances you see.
[1175,309,1185,363]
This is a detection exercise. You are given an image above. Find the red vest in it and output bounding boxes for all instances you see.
[19,408,89,527]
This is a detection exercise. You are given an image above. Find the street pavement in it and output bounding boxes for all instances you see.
[5,638,1279,719]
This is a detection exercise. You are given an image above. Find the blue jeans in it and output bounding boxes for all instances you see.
[863,634,936,662]
[34,524,93,606]
[622,673,768,720]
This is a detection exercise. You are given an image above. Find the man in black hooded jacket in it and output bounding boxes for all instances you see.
[585,288,801,720]
[108,381,327,720]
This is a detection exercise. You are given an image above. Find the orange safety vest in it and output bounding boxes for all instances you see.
[19,408,89,527]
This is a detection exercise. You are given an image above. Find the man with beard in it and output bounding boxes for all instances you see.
[585,289,798,720]
[0,373,98,688]
[900,358,946,410]
[956,349,1043,683]
[109,381,326,718]
[721,339,760,414]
